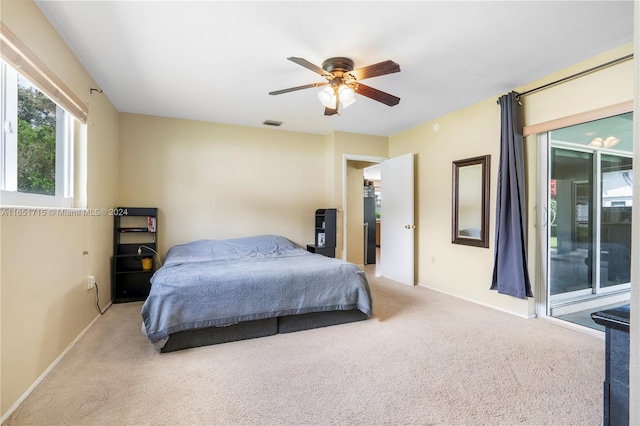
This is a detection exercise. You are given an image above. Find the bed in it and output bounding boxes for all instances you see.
[141,235,373,352]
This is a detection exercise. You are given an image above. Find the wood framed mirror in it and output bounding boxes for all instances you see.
[452,155,490,248]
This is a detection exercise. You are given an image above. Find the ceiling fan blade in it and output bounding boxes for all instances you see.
[354,83,400,106]
[348,60,400,81]
[287,57,329,77]
[324,107,338,116]
[269,82,326,96]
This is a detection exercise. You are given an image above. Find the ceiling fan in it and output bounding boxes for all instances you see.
[269,57,401,116]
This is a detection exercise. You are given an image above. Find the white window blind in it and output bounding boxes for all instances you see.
[0,22,88,123]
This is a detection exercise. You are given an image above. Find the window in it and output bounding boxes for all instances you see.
[1,62,74,207]
[0,23,87,208]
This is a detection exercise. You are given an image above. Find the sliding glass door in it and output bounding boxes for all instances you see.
[546,112,633,318]
[600,154,633,288]
[549,148,594,299]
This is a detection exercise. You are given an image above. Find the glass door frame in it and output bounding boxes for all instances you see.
[548,141,595,306]
[537,134,632,317]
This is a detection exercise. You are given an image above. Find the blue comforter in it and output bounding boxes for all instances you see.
[141,235,373,343]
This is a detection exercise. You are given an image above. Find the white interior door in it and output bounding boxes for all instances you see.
[380,152,414,286]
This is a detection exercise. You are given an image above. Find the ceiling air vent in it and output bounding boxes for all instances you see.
[263,120,283,127]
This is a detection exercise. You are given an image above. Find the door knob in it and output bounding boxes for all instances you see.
[405,224,415,229]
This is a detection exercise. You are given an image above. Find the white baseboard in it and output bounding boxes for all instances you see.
[417,284,608,340]
[417,283,534,319]
[0,308,107,423]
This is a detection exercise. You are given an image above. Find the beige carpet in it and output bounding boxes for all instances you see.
[5,272,605,426]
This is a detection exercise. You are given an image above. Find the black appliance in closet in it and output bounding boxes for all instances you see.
[364,182,376,264]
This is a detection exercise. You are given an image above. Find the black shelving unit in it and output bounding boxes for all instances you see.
[112,207,158,303]
[591,305,631,426]
[307,208,336,258]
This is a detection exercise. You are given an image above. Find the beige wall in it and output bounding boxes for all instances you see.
[521,44,634,126]
[0,0,120,417]
[390,98,512,310]
[118,113,329,253]
[117,117,389,262]
[390,43,635,318]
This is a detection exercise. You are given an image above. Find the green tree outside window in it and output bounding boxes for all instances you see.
[17,80,56,195]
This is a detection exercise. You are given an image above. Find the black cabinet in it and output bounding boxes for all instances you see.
[112,207,158,303]
[591,305,630,426]
[307,208,336,258]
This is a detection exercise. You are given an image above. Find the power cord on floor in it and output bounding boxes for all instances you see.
[94,282,112,315]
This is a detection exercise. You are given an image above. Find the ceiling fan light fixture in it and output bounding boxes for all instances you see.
[272,57,400,116]
[339,84,355,100]
[341,96,357,109]
[588,137,603,147]
[318,86,336,108]
[603,136,619,148]
[338,84,356,109]
[588,136,620,148]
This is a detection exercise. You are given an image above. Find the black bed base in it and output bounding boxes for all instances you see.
[160,309,368,353]
[277,309,368,333]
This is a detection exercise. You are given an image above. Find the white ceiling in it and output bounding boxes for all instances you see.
[35,1,635,137]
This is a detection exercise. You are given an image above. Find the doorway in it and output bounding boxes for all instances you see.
[344,158,382,266]
[343,153,415,286]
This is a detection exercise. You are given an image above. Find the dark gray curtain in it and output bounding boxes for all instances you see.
[490,92,533,298]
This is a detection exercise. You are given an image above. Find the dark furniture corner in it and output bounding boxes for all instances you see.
[307,208,336,258]
[112,207,158,303]
[591,304,630,426]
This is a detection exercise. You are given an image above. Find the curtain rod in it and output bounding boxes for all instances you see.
[497,53,634,104]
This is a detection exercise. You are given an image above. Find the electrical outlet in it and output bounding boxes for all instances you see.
[87,275,96,289]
